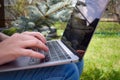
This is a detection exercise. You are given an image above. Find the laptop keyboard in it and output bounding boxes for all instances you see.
[28,41,71,65]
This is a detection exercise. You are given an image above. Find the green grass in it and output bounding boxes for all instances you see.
[81,22,120,80]
[96,22,120,33]
[80,35,120,80]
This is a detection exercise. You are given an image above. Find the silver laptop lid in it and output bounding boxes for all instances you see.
[61,0,109,60]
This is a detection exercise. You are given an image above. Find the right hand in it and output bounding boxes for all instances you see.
[0,32,49,65]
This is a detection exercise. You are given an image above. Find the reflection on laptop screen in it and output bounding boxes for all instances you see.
[62,0,108,58]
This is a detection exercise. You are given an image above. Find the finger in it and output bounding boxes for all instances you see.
[22,32,46,43]
[22,40,49,51]
[22,49,45,59]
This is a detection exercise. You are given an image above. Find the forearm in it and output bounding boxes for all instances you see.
[0,33,9,42]
[0,42,15,65]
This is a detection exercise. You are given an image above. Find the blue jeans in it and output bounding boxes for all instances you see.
[0,60,84,80]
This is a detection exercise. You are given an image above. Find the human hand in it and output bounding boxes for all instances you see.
[0,32,48,65]
[21,31,47,44]
[76,50,85,58]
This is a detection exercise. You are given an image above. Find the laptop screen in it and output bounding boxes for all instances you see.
[61,0,109,59]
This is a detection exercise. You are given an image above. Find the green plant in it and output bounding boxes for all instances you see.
[6,0,28,19]
[2,27,18,36]
[10,0,73,33]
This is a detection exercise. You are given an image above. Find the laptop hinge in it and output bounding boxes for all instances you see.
[61,39,83,61]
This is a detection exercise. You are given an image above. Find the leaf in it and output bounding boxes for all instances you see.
[47,0,62,6]
[45,1,71,16]
[36,2,48,15]
[2,27,18,36]
[27,6,44,18]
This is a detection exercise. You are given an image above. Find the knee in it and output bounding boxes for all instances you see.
[76,59,84,76]
[64,63,80,80]
[46,63,80,80]
[34,63,80,80]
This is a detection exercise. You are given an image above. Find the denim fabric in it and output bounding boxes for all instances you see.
[0,60,84,80]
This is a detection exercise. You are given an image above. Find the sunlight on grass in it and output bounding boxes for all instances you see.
[81,35,120,80]
[96,22,120,33]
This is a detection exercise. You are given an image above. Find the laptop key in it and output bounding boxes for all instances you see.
[51,41,71,60]
[29,41,71,65]
[28,57,40,65]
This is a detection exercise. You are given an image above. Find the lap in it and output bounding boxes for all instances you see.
[0,60,83,80]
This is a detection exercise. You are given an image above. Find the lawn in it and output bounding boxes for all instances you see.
[80,34,120,80]
[80,22,120,80]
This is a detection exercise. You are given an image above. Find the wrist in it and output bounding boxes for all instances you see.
[0,33,9,41]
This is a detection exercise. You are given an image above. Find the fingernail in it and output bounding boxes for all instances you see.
[41,54,45,58]
[45,47,49,52]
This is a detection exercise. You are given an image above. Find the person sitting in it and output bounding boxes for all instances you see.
[0,32,83,80]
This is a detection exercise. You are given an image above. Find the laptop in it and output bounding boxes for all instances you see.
[0,0,109,72]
